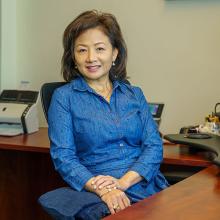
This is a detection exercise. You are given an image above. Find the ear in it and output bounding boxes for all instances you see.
[112,48,118,62]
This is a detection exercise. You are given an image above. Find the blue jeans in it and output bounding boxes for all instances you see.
[38,187,110,220]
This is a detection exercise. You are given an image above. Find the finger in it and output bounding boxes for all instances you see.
[127,196,131,206]
[117,196,126,211]
[102,194,117,215]
[124,193,131,206]
[107,202,116,215]
[106,184,119,190]
[93,176,112,188]
[99,181,117,190]
[112,198,120,214]
[107,200,116,215]
[94,175,115,183]
[91,175,105,185]
[95,178,109,189]
[122,195,130,207]
[109,206,116,215]
[95,177,112,186]
[96,177,117,189]
[91,176,107,190]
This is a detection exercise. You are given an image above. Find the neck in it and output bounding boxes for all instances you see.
[85,77,112,102]
[86,77,112,93]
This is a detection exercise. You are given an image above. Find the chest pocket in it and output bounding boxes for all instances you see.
[73,110,112,149]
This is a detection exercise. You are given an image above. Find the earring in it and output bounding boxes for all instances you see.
[75,65,78,69]
[112,61,115,66]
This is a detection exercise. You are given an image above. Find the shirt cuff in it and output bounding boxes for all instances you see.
[129,162,159,182]
[67,168,94,192]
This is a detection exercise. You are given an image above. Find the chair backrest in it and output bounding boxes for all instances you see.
[41,82,67,121]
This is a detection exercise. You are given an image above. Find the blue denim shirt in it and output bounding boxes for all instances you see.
[48,77,168,202]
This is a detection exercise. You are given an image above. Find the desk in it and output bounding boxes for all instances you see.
[104,144,220,220]
[104,165,220,220]
[0,128,218,220]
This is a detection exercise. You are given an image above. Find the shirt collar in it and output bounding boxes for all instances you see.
[70,76,93,92]
[70,76,134,95]
[113,80,135,96]
[112,80,121,90]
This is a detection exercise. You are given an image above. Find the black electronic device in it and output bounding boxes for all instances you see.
[179,125,198,134]
[0,90,39,104]
[148,102,164,125]
[185,133,212,139]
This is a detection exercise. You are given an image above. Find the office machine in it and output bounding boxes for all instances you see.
[148,102,164,125]
[0,90,39,136]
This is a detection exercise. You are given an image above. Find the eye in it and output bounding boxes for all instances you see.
[96,47,105,52]
[77,48,87,53]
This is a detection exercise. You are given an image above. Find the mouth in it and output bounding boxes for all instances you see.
[86,65,101,72]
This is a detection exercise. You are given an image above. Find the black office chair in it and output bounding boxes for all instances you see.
[41,82,67,121]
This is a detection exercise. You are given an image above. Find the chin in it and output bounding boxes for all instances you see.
[83,72,108,81]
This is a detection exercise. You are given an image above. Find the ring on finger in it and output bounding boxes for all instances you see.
[113,204,119,210]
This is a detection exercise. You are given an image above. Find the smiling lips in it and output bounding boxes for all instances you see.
[86,65,101,72]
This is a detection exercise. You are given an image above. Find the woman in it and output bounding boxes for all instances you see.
[47,10,169,219]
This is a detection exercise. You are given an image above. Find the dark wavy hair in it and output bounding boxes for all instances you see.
[61,10,128,82]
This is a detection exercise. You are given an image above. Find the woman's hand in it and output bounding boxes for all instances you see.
[91,175,129,191]
[101,188,131,214]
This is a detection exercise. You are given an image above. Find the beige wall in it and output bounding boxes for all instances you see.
[1,0,220,134]
[1,0,17,89]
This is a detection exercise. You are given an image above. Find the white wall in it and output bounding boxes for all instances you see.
[0,0,17,90]
[1,0,220,134]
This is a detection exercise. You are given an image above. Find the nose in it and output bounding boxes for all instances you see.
[86,49,97,63]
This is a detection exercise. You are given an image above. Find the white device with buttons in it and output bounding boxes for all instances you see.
[0,90,39,136]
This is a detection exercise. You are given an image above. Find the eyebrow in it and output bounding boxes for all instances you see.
[75,42,106,47]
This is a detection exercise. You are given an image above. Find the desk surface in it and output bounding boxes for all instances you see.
[0,128,214,166]
[163,143,213,167]
[0,127,49,153]
[104,165,220,220]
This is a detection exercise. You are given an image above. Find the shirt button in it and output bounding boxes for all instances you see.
[119,143,124,147]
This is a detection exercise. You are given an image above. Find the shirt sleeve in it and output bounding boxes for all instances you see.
[129,87,163,182]
[48,89,94,191]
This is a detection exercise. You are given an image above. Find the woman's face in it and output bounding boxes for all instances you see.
[74,27,118,82]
